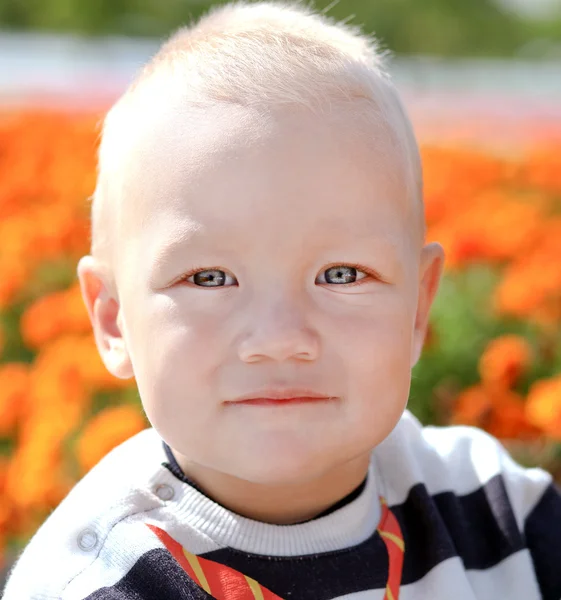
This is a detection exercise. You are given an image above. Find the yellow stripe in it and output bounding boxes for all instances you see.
[379,530,405,552]
[183,550,212,594]
[245,576,265,600]
[386,584,395,600]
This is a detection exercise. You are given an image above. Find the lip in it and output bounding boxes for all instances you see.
[226,388,335,406]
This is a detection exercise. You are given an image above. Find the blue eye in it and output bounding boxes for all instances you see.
[324,266,357,284]
[316,265,369,285]
[188,269,237,287]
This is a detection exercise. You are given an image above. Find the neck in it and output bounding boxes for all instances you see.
[170,451,372,525]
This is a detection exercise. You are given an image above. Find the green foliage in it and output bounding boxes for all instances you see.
[0,307,34,364]
[409,265,499,423]
[408,263,561,425]
[0,0,560,57]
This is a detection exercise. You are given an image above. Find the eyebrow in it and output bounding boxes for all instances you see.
[150,221,205,268]
[309,225,403,255]
[150,220,403,270]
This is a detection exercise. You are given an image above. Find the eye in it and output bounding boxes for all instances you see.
[316,265,368,285]
[187,269,237,287]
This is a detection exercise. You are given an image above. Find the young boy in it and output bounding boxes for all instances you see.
[4,2,561,599]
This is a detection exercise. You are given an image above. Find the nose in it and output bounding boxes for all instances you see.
[237,298,320,363]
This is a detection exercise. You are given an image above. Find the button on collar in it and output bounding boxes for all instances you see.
[155,484,175,501]
[77,529,98,551]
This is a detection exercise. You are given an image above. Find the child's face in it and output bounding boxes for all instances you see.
[80,97,442,485]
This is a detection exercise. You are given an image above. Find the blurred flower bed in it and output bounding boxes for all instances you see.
[0,108,560,569]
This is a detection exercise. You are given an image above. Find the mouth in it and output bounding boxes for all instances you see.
[226,389,336,406]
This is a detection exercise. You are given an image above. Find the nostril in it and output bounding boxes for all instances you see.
[237,328,320,363]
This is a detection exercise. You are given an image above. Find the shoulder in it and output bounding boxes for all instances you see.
[2,427,170,600]
[376,410,552,530]
[376,411,561,599]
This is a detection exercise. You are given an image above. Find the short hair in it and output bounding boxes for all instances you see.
[90,1,424,295]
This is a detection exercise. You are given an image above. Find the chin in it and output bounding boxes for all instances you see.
[230,438,345,486]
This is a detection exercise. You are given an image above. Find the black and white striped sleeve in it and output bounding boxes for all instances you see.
[523,480,561,600]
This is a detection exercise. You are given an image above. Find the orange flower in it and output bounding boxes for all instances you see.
[519,144,561,197]
[421,145,509,226]
[5,431,68,513]
[21,283,91,350]
[478,335,532,389]
[452,383,540,440]
[452,384,491,426]
[494,220,561,325]
[4,391,74,514]
[76,404,148,474]
[0,458,11,547]
[428,193,543,269]
[21,290,68,350]
[0,256,31,310]
[0,363,31,436]
[0,109,99,311]
[30,342,90,408]
[0,459,9,533]
[25,336,96,442]
[526,375,561,440]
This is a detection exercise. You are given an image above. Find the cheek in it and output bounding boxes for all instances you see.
[124,295,225,422]
[325,293,413,420]
[131,293,226,363]
[324,290,414,366]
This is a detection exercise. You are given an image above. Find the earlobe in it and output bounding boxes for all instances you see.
[411,242,445,367]
[76,256,135,380]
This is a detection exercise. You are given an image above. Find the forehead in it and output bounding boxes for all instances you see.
[114,91,414,271]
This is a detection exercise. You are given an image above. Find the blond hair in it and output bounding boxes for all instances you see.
[90,1,424,294]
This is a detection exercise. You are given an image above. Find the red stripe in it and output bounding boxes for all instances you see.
[146,523,200,584]
[378,503,405,600]
[146,524,284,600]
[196,557,253,599]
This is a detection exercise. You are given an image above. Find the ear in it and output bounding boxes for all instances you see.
[411,242,445,367]
[76,255,134,379]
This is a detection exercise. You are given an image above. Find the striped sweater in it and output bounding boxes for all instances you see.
[3,410,561,600]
